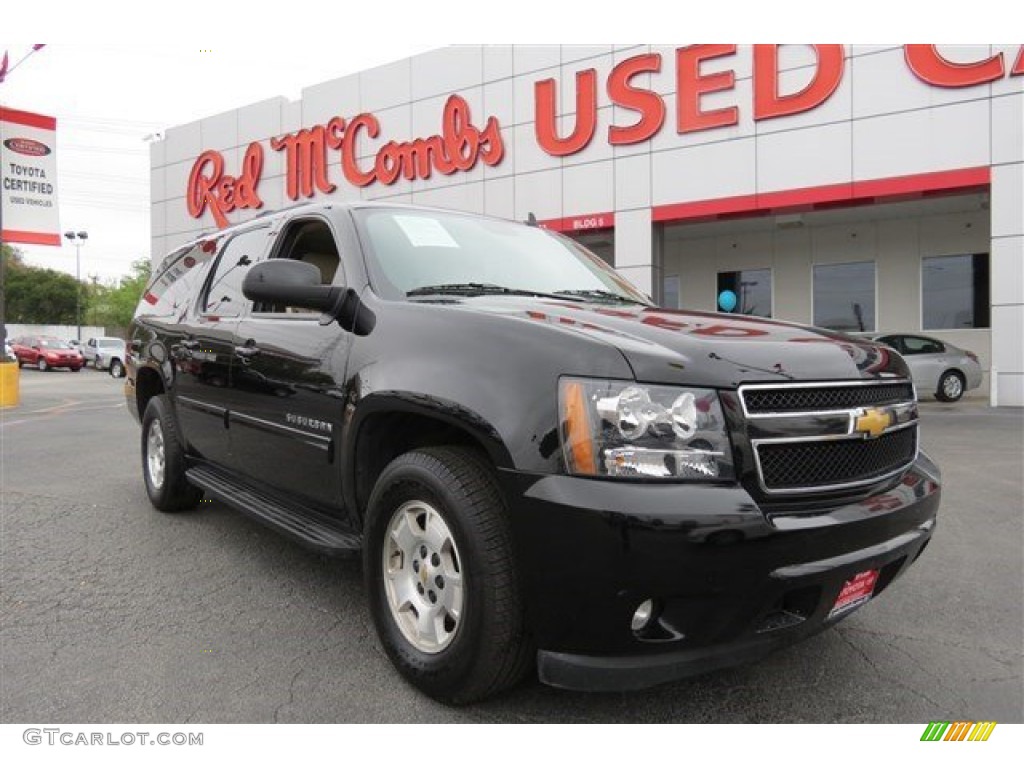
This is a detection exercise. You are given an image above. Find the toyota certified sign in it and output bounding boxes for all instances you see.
[1,107,60,246]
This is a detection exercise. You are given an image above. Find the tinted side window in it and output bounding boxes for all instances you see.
[202,228,272,317]
[902,336,945,355]
[138,238,222,318]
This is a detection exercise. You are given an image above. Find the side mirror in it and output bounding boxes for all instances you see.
[242,260,375,335]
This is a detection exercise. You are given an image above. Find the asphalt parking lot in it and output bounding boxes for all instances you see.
[1,368,1021,723]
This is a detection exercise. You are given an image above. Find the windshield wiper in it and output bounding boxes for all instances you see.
[407,283,584,301]
[553,289,651,306]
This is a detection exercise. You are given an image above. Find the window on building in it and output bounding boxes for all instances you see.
[202,227,271,317]
[717,268,772,317]
[813,261,875,332]
[922,253,989,329]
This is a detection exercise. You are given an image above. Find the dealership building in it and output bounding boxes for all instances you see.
[151,44,1024,406]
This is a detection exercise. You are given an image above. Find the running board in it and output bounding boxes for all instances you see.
[186,466,362,557]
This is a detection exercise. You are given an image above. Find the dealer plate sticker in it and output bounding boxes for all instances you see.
[827,569,879,620]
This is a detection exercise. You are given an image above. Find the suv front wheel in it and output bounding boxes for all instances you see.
[364,446,531,704]
[141,395,203,512]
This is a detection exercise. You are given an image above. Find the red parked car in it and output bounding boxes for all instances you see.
[11,336,85,372]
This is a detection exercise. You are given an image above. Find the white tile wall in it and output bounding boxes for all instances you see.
[514,169,562,221]
[561,45,614,65]
[483,77,515,129]
[482,46,513,83]
[991,305,1024,371]
[991,162,1024,237]
[200,110,237,151]
[852,99,991,180]
[652,44,752,87]
[992,93,1023,165]
[513,46,561,76]
[280,100,303,136]
[484,126,515,180]
[616,265,656,296]
[411,47,484,101]
[757,122,852,193]
[301,75,360,127]
[164,120,201,164]
[615,209,653,269]
[149,139,165,170]
[360,58,411,112]
[412,181,485,214]
[991,236,1024,306]
[652,138,756,205]
[150,166,166,205]
[412,89,484,138]
[513,122,556,175]
[852,48,940,119]
[562,162,614,215]
[614,153,651,210]
[236,98,284,146]
[483,176,515,219]
[163,160,195,206]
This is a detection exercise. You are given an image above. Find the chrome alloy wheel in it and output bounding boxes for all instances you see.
[942,374,963,400]
[383,500,465,654]
[146,419,166,490]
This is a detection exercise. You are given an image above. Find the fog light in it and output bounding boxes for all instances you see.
[631,599,655,631]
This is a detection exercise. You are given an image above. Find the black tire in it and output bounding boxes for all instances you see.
[936,370,965,403]
[71,366,81,373]
[94,358,103,370]
[109,359,125,378]
[364,446,532,704]
[37,358,47,372]
[141,395,203,512]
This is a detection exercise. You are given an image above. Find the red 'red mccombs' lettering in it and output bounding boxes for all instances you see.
[186,142,264,228]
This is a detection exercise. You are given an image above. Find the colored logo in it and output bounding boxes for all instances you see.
[921,721,997,742]
[854,407,892,439]
[3,137,51,156]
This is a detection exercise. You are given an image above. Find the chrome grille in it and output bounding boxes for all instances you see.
[740,381,919,495]
[758,428,917,490]
[742,382,915,414]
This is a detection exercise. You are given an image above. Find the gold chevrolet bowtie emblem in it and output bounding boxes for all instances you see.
[854,408,892,439]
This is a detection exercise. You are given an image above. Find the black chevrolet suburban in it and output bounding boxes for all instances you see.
[126,202,939,703]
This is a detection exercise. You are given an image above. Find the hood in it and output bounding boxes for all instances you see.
[419,297,908,387]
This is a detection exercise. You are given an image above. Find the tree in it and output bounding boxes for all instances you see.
[4,261,80,324]
[84,258,152,331]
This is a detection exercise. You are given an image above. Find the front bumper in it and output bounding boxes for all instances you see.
[499,455,940,692]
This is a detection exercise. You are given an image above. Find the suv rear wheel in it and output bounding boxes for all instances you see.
[141,395,203,512]
[364,446,531,704]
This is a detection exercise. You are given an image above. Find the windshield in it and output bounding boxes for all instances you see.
[354,208,651,305]
[39,339,72,349]
[98,340,123,348]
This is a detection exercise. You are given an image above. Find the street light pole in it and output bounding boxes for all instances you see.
[63,230,88,341]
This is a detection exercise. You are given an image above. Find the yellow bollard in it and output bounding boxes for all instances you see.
[0,361,20,407]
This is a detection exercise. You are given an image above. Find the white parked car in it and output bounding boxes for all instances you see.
[83,336,128,377]
[869,333,983,402]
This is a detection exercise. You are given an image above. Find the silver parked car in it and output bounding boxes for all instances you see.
[870,333,982,402]
[83,337,127,376]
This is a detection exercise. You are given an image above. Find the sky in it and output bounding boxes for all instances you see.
[0,2,988,284]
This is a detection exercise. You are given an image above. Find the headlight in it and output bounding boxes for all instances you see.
[559,377,734,480]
